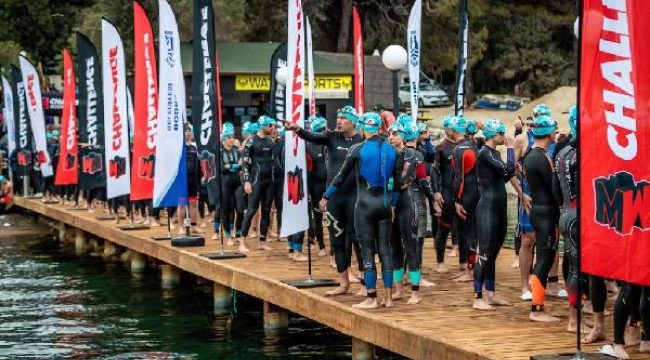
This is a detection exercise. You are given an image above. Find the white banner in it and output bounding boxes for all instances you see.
[126,86,134,140]
[19,55,53,177]
[153,0,188,208]
[306,17,316,116]
[408,0,422,120]
[102,19,131,199]
[281,0,309,237]
[2,77,16,162]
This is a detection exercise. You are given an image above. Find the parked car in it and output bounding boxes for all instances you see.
[399,83,450,108]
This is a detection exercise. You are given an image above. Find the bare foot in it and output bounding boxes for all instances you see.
[613,344,630,359]
[238,244,250,253]
[407,293,421,305]
[382,293,394,308]
[486,293,511,306]
[392,290,405,300]
[473,299,495,311]
[454,273,473,282]
[448,246,458,258]
[329,257,337,268]
[353,298,378,309]
[355,286,368,297]
[318,249,327,257]
[258,243,273,251]
[348,273,360,283]
[435,264,448,273]
[582,326,606,344]
[211,233,218,240]
[625,327,641,346]
[420,278,436,288]
[192,226,204,234]
[567,322,592,334]
[226,238,235,246]
[293,253,308,262]
[640,341,650,353]
[510,258,520,268]
[325,285,350,296]
[529,311,561,322]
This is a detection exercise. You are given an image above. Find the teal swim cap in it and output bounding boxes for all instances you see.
[360,112,381,133]
[466,119,478,135]
[482,119,506,139]
[442,114,455,130]
[311,117,327,133]
[569,105,577,137]
[531,115,557,137]
[258,115,275,127]
[533,103,551,118]
[451,116,467,134]
[337,106,359,124]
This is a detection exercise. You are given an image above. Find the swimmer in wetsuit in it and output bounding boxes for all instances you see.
[305,116,329,258]
[285,106,365,296]
[450,116,479,283]
[432,116,459,274]
[472,119,515,311]
[241,115,276,251]
[321,112,401,309]
[388,119,436,305]
[522,115,561,322]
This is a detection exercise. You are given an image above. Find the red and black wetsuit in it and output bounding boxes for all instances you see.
[451,139,479,267]
[433,138,458,264]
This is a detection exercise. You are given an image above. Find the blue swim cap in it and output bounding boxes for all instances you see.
[337,105,359,124]
[388,122,404,134]
[451,116,467,134]
[46,132,53,140]
[0,175,5,182]
[482,119,506,139]
[52,130,60,137]
[531,115,557,137]
[311,117,327,133]
[417,123,427,133]
[442,114,455,130]
[396,113,411,126]
[401,121,419,141]
[258,115,275,127]
[242,121,254,135]
[533,103,552,118]
[466,119,478,135]
[569,105,577,137]
[360,112,381,133]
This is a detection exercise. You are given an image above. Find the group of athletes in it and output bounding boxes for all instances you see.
[11,100,649,358]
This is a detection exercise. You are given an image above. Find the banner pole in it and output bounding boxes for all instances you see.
[23,174,29,197]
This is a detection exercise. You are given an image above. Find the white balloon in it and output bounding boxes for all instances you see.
[574,17,580,39]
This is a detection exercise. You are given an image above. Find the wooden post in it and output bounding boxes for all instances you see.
[352,337,375,360]
[74,228,87,253]
[130,251,146,273]
[57,222,66,242]
[161,264,180,288]
[213,282,231,312]
[263,302,289,332]
[103,241,117,259]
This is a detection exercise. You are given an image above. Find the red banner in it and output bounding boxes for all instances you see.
[55,48,78,185]
[131,1,158,201]
[353,6,364,114]
[580,0,650,285]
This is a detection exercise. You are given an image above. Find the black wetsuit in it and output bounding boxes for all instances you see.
[614,283,650,345]
[241,134,275,241]
[296,128,363,274]
[273,137,285,233]
[451,139,479,267]
[473,145,515,299]
[433,138,458,264]
[325,136,401,296]
[219,144,245,237]
[306,141,327,251]
[416,142,438,239]
[522,145,560,312]
[391,146,435,290]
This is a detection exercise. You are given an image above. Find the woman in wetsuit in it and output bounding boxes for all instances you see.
[522,115,561,322]
[472,119,515,311]
[305,116,329,258]
[321,112,401,309]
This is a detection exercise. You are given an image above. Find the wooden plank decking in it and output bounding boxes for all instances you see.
[14,197,650,360]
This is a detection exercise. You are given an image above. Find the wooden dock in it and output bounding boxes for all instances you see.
[14,197,650,360]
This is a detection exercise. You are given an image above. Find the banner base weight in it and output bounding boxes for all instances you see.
[201,252,247,260]
[281,278,339,289]
[171,235,205,247]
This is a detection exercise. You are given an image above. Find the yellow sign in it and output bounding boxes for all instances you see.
[235,75,352,92]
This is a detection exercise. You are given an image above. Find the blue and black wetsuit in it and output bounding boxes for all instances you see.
[241,134,275,241]
[522,145,560,312]
[296,128,363,274]
[324,135,401,297]
[473,145,515,299]
[433,138,458,264]
[451,139,480,267]
[306,141,328,251]
[218,144,245,237]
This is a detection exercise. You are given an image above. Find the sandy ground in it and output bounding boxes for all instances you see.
[421,86,577,133]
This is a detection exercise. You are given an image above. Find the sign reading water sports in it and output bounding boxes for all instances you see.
[235,74,352,92]
[580,0,650,285]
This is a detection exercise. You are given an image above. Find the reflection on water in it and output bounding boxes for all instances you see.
[0,231,404,360]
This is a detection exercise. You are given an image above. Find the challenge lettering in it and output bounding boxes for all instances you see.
[86,57,98,147]
[144,33,157,150]
[18,83,28,148]
[200,6,213,147]
[290,0,303,156]
[109,47,122,151]
[599,0,637,161]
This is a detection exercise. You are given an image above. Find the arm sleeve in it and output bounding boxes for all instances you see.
[431,145,442,193]
[453,148,476,202]
[324,144,357,198]
[423,139,435,163]
[221,148,231,174]
[480,148,516,182]
[391,152,403,207]
[416,161,435,202]
[296,128,330,145]
[242,139,253,182]
[552,160,563,207]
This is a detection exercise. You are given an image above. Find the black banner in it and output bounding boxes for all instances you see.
[269,41,288,120]
[191,0,220,206]
[11,65,32,175]
[76,32,107,191]
[454,0,468,116]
